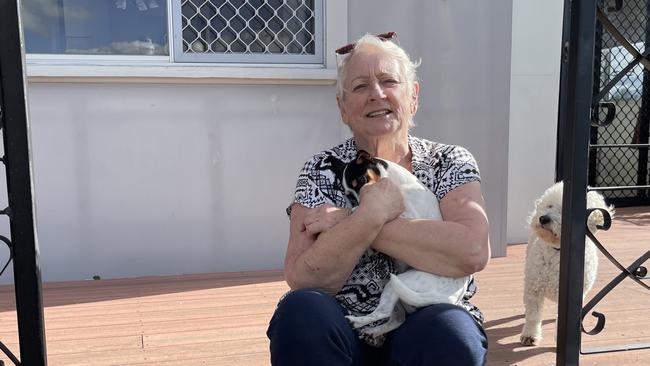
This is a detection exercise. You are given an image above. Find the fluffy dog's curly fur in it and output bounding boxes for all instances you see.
[519,181,613,346]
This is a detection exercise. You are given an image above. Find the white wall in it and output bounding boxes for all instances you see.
[6,84,344,282]
[507,0,564,244]
[1,0,516,283]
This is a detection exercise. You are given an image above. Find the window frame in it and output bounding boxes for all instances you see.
[25,0,347,85]
[171,0,324,64]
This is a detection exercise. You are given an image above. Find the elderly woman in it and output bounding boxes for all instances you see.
[266,32,490,365]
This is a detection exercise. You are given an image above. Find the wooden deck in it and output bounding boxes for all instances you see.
[0,206,648,365]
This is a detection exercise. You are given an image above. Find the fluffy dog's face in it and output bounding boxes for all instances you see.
[529,183,564,247]
[528,182,613,249]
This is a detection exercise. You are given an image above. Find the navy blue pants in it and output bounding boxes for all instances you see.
[267,288,488,366]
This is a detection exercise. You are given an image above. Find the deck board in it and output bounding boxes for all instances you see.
[0,206,648,365]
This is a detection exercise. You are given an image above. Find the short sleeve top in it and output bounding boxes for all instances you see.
[287,135,484,341]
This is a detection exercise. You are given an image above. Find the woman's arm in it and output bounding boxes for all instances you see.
[284,178,404,294]
[371,181,490,278]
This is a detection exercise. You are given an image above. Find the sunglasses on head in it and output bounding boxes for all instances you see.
[334,31,397,55]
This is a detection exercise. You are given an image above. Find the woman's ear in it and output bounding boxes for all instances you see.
[336,95,349,124]
[411,81,420,114]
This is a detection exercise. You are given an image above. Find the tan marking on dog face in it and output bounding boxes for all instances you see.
[365,169,380,183]
[351,180,358,188]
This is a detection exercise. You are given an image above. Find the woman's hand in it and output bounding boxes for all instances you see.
[358,177,405,224]
[285,202,388,293]
[303,204,352,236]
[369,181,490,277]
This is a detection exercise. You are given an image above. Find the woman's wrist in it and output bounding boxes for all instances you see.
[353,204,387,229]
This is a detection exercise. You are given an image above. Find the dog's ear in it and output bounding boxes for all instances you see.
[355,150,388,170]
[371,157,389,170]
[356,150,374,164]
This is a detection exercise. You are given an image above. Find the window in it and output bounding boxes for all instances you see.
[23,0,169,56]
[23,0,346,83]
[23,0,324,63]
[173,0,323,63]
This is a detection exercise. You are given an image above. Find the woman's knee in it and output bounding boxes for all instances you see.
[388,303,488,366]
[267,288,348,342]
[267,289,365,365]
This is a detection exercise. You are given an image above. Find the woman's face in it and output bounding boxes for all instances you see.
[337,48,418,140]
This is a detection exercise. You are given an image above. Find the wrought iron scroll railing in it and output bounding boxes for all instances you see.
[581,1,650,355]
[556,0,650,364]
[0,0,48,365]
[580,208,650,354]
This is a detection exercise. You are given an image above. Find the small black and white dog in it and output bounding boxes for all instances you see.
[326,150,469,337]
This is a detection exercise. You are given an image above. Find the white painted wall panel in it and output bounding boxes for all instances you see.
[507,0,563,244]
[3,84,343,282]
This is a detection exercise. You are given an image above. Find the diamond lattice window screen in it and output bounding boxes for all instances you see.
[172,0,323,63]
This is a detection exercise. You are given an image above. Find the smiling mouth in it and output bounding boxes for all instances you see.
[366,109,392,118]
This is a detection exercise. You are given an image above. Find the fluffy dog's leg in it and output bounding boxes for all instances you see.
[346,281,400,329]
[520,287,545,346]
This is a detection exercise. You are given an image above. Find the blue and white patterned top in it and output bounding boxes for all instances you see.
[287,135,484,346]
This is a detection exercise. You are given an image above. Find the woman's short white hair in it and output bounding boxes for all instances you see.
[335,33,421,100]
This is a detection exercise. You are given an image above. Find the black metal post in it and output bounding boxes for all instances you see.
[638,0,650,199]
[588,1,603,187]
[0,0,48,365]
[556,1,598,365]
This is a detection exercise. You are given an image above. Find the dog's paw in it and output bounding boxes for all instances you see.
[520,334,542,346]
[345,315,370,329]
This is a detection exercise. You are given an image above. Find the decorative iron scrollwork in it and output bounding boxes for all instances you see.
[581,208,650,354]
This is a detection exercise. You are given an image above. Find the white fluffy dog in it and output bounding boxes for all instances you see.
[520,181,613,346]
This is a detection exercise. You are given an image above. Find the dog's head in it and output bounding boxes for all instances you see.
[528,181,614,249]
[326,150,387,204]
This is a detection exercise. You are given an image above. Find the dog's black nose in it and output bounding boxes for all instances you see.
[539,215,551,225]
